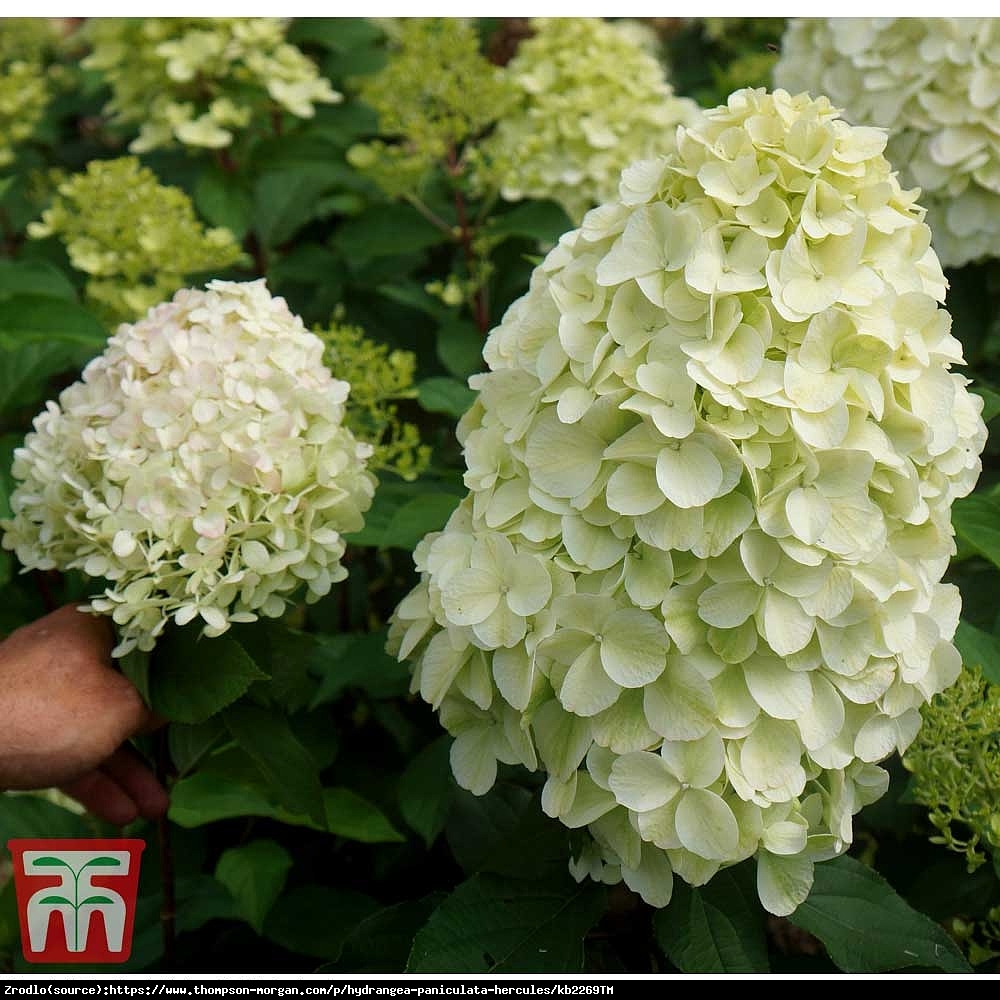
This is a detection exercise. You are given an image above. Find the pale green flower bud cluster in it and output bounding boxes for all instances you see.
[28,157,245,324]
[903,666,1000,873]
[775,18,1000,268]
[480,18,701,223]
[2,280,376,658]
[82,18,340,153]
[390,88,986,916]
[317,319,431,482]
[350,18,516,199]
[0,19,60,168]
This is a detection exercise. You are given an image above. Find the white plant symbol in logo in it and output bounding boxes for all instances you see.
[23,850,131,953]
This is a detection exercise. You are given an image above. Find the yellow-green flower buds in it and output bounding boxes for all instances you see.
[0,19,60,167]
[28,157,245,324]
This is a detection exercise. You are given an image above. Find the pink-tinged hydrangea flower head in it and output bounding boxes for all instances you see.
[390,89,987,915]
[2,280,376,656]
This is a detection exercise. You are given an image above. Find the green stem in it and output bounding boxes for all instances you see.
[403,193,455,236]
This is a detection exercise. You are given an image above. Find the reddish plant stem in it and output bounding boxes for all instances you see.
[246,232,268,276]
[445,146,490,335]
[33,570,60,613]
[156,728,177,971]
[215,148,239,174]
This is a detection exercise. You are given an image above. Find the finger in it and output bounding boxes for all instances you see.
[100,746,170,819]
[137,711,168,736]
[60,770,139,827]
[29,604,114,660]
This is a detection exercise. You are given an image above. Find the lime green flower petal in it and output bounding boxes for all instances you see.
[390,87,986,917]
[756,851,814,917]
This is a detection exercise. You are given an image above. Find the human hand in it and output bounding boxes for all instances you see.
[0,604,169,825]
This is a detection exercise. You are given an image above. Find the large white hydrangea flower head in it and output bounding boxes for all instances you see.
[481,17,701,223]
[774,18,1000,268]
[389,88,987,916]
[2,279,376,657]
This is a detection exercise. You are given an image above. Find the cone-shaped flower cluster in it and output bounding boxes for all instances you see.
[3,280,376,657]
[775,18,1000,268]
[482,17,700,223]
[83,18,340,153]
[390,89,986,915]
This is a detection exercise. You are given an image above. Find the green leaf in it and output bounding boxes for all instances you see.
[0,341,86,415]
[418,376,476,419]
[264,886,380,960]
[0,295,107,345]
[489,200,573,245]
[445,784,572,880]
[333,203,449,264]
[226,622,319,713]
[0,296,107,414]
[80,896,113,906]
[309,630,411,706]
[348,491,461,550]
[127,875,236,971]
[118,648,151,706]
[654,862,769,973]
[323,788,404,843]
[0,260,76,302]
[436,317,484,379]
[287,17,383,53]
[38,895,72,906]
[407,874,606,973]
[333,895,444,973]
[789,854,971,973]
[194,166,253,241]
[150,630,269,724]
[168,767,402,843]
[953,493,1000,570]
[255,165,343,247]
[222,702,326,827]
[376,281,449,321]
[972,383,1000,423]
[168,770,283,828]
[168,717,227,776]
[309,102,381,147]
[215,839,293,934]
[954,619,1000,685]
[398,735,455,847]
[0,793,91,841]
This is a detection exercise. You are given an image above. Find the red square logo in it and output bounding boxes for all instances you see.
[7,838,145,963]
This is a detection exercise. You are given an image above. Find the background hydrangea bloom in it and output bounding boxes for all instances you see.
[480,17,701,223]
[390,88,987,916]
[774,18,1000,268]
[2,280,376,657]
[28,157,245,324]
[82,18,340,153]
[0,19,60,168]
